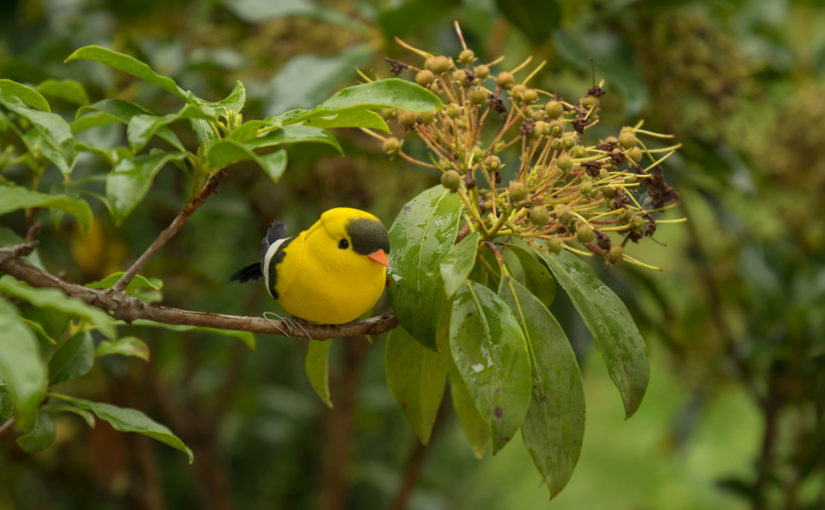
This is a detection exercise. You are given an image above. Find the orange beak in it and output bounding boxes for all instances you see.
[367,249,389,267]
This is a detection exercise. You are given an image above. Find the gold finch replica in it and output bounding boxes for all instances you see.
[231,208,390,324]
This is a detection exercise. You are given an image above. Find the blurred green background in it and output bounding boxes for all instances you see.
[1,0,824,508]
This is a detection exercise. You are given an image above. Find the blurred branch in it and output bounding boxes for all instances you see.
[0,243,398,339]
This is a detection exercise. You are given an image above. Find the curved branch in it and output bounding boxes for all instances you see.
[0,243,398,340]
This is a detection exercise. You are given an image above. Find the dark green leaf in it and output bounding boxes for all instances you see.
[305,339,333,408]
[0,299,47,430]
[502,242,556,308]
[244,124,342,154]
[49,393,193,463]
[36,79,89,106]
[0,91,73,156]
[498,277,584,498]
[0,185,92,233]
[95,337,150,361]
[23,129,71,177]
[0,79,50,111]
[49,331,95,386]
[106,150,187,224]
[72,99,184,151]
[0,275,117,340]
[16,410,55,453]
[207,140,287,182]
[537,249,649,418]
[41,402,95,427]
[440,231,481,299]
[450,281,531,452]
[387,185,463,350]
[495,0,560,45]
[65,46,188,101]
[21,318,57,345]
[310,78,442,117]
[127,104,213,153]
[386,326,449,445]
[449,364,489,459]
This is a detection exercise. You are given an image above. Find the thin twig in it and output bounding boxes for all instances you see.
[112,168,229,293]
[0,243,398,339]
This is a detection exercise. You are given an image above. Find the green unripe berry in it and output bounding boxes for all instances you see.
[624,173,637,184]
[599,168,610,180]
[548,119,564,137]
[429,82,440,94]
[468,86,487,105]
[415,69,435,87]
[509,181,528,202]
[630,215,645,232]
[398,110,417,128]
[381,108,397,119]
[546,237,564,254]
[576,223,595,244]
[471,146,484,162]
[453,69,471,86]
[426,55,451,75]
[418,110,435,125]
[550,138,564,151]
[571,145,587,158]
[458,48,475,65]
[606,245,623,265]
[494,141,507,153]
[556,155,573,172]
[474,64,490,79]
[601,185,617,199]
[581,94,599,110]
[441,170,462,192]
[554,204,573,223]
[545,100,563,119]
[382,137,402,155]
[561,132,578,150]
[627,147,643,163]
[446,103,461,119]
[532,121,549,137]
[496,71,515,90]
[529,206,550,226]
[510,83,526,101]
[523,88,538,103]
[619,129,636,149]
[482,155,502,172]
[580,180,594,196]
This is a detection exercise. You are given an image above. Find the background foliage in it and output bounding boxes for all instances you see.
[1,0,824,509]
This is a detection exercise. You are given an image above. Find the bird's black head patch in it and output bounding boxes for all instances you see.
[346,218,390,255]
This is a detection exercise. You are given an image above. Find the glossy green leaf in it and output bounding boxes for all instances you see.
[0,185,92,232]
[86,272,163,293]
[16,410,56,453]
[49,331,95,386]
[207,140,288,182]
[0,299,47,431]
[72,99,184,151]
[0,91,73,156]
[450,281,531,452]
[214,80,246,113]
[0,79,50,111]
[302,108,389,133]
[498,277,584,498]
[495,0,560,45]
[41,402,95,427]
[386,326,450,445]
[106,150,187,224]
[95,336,150,361]
[129,319,255,349]
[449,364,489,459]
[127,103,213,153]
[36,79,89,106]
[244,124,342,154]
[537,249,649,418]
[305,339,333,408]
[440,231,481,299]
[22,129,71,177]
[387,185,463,350]
[49,393,193,463]
[65,46,188,100]
[502,242,556,308]
[0,275,116,340]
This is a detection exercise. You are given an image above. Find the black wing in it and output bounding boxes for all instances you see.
[258,220,288,257]
[230,262,263,283]
[230,219,288,283]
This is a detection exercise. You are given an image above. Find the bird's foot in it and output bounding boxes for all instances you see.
[263,312,313,337]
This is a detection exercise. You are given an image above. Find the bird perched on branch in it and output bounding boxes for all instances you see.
[231,208,390,324]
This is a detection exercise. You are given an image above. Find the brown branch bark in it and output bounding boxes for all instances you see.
[0,243,398,339]
[113,168,229,293]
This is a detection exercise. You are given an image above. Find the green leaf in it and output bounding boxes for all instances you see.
[537,249,649,418]
[207,140,288,182]
[49,393,194,463]
[502,242,556,308]
[0,275,117,340]
[387,185,463,350]
[214,80,246,113]
[86,272,162,293]
[36,79,90,106]
[498,277,585,498]
[0,384,13,419]
[41,402,96,427]
[302,108,389,133]
[106,150,187,224]
[0,91,73,157]
[72,99,184,151]
[0,79,51,111]
[450,281,531,452]
[21,318,57,345]
[129,320,255,349]
[385,326,450,445]
[0,299,47,430]
[440,231,481,299]
[65,46,188,101]
[95,336,150,361]
[495,0,560,45]
[449,364,489,459]
[16,410,56,453]
[0,185,92,233]
[127,103,213,153]
[22,129,71,177]
[244,124,342,154]
[49,331,95,386]
[305,339,333,408]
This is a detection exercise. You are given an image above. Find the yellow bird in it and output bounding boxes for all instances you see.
[231,208,390,324]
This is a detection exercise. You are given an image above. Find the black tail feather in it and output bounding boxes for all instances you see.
[258,220,288,257]
[230,262,263,283]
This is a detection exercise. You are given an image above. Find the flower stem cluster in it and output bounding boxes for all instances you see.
[373,26,682,269]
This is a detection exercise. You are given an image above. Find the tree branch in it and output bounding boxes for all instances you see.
[112,168,228,293]
[0,243,398,340]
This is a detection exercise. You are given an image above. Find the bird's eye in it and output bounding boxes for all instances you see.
[338,239,349,249]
